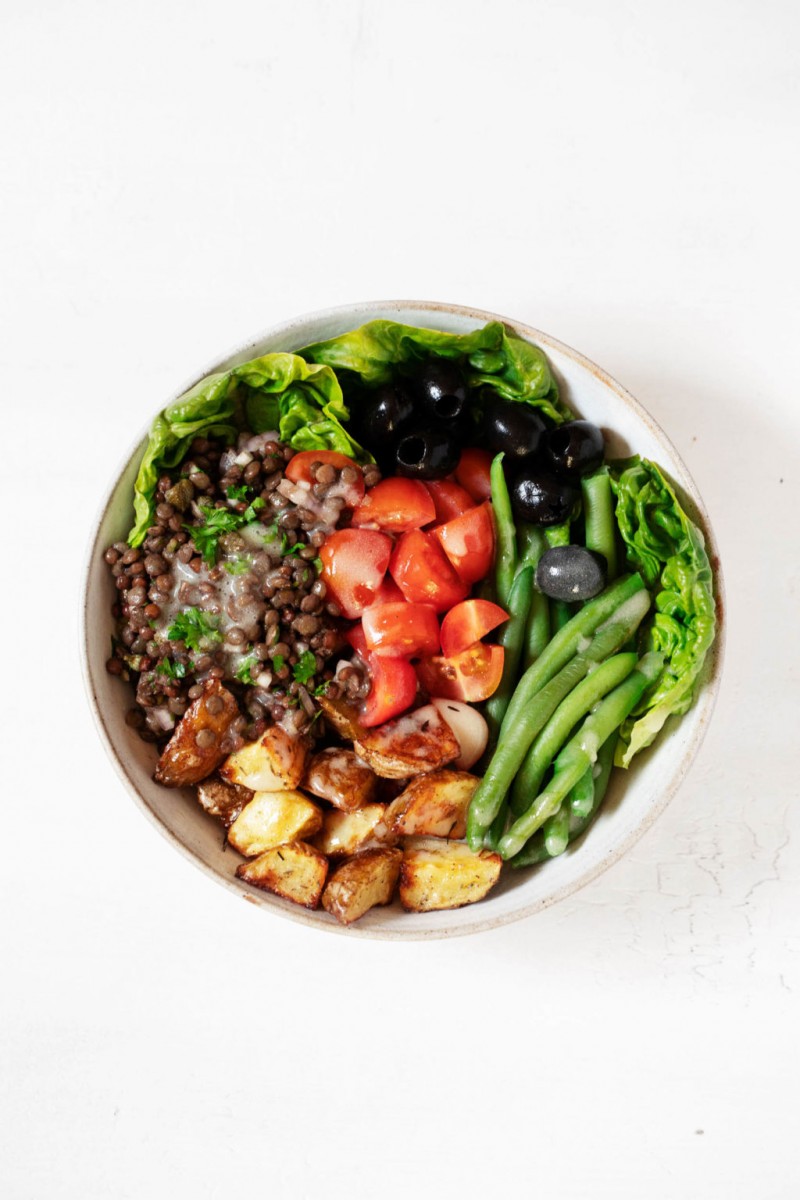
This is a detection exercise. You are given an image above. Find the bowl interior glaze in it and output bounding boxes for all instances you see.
[82,301,724,939]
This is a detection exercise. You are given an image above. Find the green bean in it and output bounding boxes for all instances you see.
[491,453,517,608]
[524,591,551,665]
[484,565,534,744]
[567,765,596,822]
[543,804,570,857]
[484,799,509,852]
[498,652,663,859]
[569,735,616,835]
[582,467,618,579]
[517,523,545,572]
[510,652,637,814]
[510,737,616,869]
[465,577,649,849]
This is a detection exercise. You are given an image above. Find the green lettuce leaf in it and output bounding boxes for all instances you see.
[128,353,366,545]
[609,458,717,766]
[300,319,568,424]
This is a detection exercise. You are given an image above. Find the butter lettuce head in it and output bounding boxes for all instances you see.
[609,458,717,766]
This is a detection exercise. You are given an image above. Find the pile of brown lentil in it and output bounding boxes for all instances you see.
[105,432,381,746]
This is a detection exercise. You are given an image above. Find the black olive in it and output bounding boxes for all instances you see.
[535,546,608,601]
[359,382,416,444]
[395,427,461,480]
[482,396,547,461]
[545,420,604,478]
[406,358,468,421]
[510,470,579,526]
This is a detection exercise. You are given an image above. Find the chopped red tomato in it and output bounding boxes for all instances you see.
[417,642,505,702]
[346,625,417,726]
[285,451,365,501]
[454,448,494,502]
[362,601,440,658]
[318,529,392,619]
[352,477,436,532]
[432,502,495,584]
[389,530,469,613]
[423,479,475,525]
[440,599,509,658]
[368,575,405,606]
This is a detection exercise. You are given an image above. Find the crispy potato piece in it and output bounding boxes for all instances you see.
[322,848,403,925]
[384,770,479,839]
[354,704,460,779]
[313,804,395,858]
[319,695,365,741]
[196,776,253,828]
[154,680,239,787]
[303,748,377,812]
[228,790,323,857]
[399,837,502,912]
[220,725,309,792]
[237,841,328,909]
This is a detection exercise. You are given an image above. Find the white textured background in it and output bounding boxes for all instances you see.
[1,1,798,1197]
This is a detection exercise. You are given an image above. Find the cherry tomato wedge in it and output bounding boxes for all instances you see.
[417,643,505,703]
[352,477,436,532]
[455,448,494,502]
[440,599,509,658]
[389,530,469,613]
[346,625,418,726]
[318,529,393,619]
[423,479,476,525]
[362,601,440,658]
[285,451,365,502]
[432,502,495,585]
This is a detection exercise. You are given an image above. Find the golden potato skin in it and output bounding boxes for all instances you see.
[236,841,329,909]
[227,791,323,857]
[313,804,395,858]
[399,838,502,912]
[318,696,365,741]
[303,748,377,812]
[196,776,253,828]
[384,771,479,839]
[220,725,309,792]
[154,680,240,787]
[322,849,403,925]
[354,705,460,779]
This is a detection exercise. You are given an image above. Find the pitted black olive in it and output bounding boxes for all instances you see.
[535,545,608,601]
[482,396,547,461]
[545,420,604,479]
[510,470,579,526]
[395,427,461,480]
[406,358,468,422]
[360,382,416,444]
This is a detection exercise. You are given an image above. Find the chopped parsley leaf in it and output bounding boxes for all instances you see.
[187,498,266,565]
[235,654,260,685]
[293,650,317,685]
[224,555,252,575]
[313,680,330,697]
[243,497,265,522]
[167,607,222,650]
[272,654,287,672]
[156,657,187,680]
[226,484,250,502]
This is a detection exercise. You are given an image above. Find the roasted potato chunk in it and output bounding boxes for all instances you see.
[384,770,479,839]
[154,680,239,787]
[354,704,460,779]
[313,804,395,858]
[399,837,502,912]
[303,748,377,812]
[220,725,309,792]
[322,849,403,925]
[196,776,253,829]
[319,695,365,741]
[237,841,328,909]
[228,790,323,857]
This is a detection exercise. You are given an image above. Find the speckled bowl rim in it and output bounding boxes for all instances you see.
[81,300,725,940]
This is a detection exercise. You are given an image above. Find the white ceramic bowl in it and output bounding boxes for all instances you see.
[82,301,724,939]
